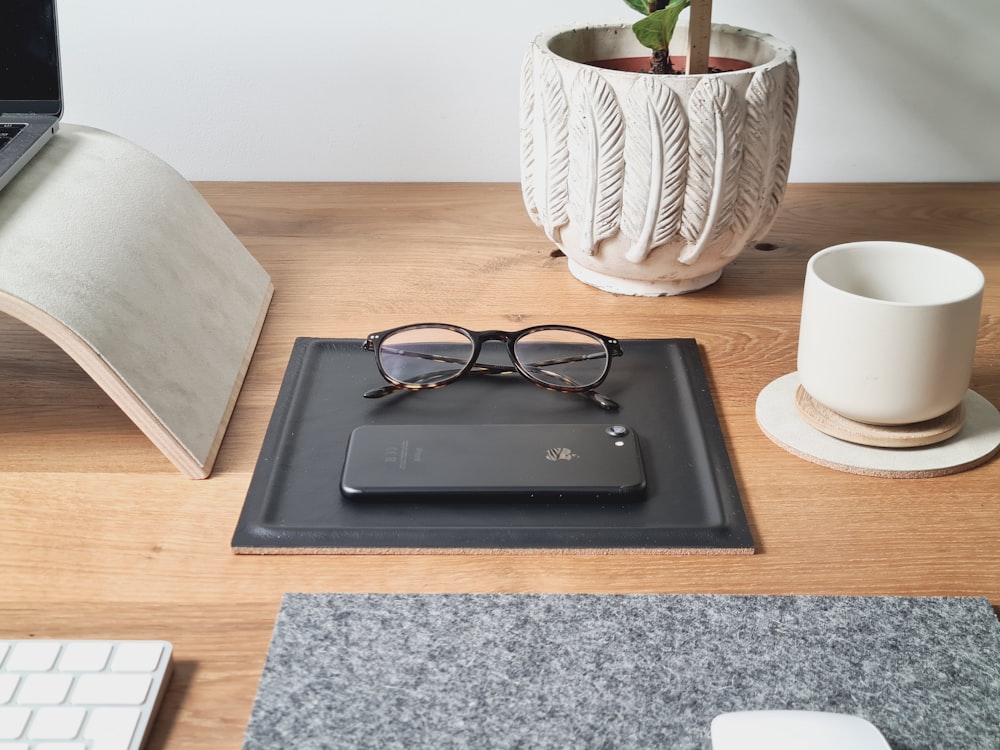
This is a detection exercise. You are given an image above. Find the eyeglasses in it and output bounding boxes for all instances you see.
[362,323,623,410]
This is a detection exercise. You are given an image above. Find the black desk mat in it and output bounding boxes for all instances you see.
[231,337,752,553]
[242,594,1000,749]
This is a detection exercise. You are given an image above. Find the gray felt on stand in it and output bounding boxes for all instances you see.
[242,594,1000,749]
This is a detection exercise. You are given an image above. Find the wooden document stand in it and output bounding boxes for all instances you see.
[0,125,273,478]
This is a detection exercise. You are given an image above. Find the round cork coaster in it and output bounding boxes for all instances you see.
[794,386,965,448]
[755,373,1000,478]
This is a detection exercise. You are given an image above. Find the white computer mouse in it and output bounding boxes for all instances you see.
[711,710,891,750]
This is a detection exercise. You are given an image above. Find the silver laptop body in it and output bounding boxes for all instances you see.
[0,0,63,192]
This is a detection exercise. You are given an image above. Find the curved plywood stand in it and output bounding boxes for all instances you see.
[0,125,273,478]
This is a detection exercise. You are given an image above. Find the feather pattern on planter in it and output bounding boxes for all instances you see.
[520,24,798,295]
[723,66,782,257]
[568,67,626,256]
[519,50,541,228]
[621,78,688,264]
[751,57,799,243]
[679,77,744,265]
[539,53,571,243]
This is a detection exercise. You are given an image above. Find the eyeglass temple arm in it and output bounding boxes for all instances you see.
[380,347,613,370]
[377,346,517,374]
[363,362,518,399]
[366,378,619,410]
[520,364,619,411]
[527,350,615,368]
[366,346,619,409]
[583,390,619,410]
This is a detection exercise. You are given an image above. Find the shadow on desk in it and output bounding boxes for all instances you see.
[146,660,195,750]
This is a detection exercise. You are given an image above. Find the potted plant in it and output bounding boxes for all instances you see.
[519,0,798,295]
[627,0,700,74]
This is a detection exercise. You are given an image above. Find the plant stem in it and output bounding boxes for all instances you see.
[651,49,675,75]
[649,0,674,73]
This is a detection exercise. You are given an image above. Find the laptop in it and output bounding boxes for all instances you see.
[0,0,63,192]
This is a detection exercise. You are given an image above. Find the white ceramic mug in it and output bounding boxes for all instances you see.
[797,241,984,425]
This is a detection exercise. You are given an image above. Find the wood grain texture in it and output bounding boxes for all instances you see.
[685,0,714,75]
[0,126,273,478]
[794,385,966,449]
[1,182,999,749]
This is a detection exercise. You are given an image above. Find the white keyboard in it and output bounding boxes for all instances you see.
[0,640,172,750]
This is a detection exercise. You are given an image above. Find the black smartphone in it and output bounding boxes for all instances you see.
[340,423,646,501]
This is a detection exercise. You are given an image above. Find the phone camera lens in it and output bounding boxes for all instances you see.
[605,425,629,437]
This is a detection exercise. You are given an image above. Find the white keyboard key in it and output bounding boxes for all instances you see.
[28,706,86,739]
[0,640,170,750]
[7,643,60,672]
[110,643,163,674]
[18,673,73,704]
[59,643,112,673]
[71,674,151,706]
[0,705,31,739]
[84,706,141,750]
[0,674,20,704]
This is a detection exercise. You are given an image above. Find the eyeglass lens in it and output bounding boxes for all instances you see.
[377,327,474,386]
[512,329,608,390]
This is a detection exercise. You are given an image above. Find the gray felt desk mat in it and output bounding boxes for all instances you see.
[242,593,1000,749]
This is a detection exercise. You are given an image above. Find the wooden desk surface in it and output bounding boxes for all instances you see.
[2,182,998,748]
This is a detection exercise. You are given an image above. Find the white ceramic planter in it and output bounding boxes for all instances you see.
[520,23,798,295]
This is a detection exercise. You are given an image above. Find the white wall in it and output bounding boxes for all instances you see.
[58,0,1000,182]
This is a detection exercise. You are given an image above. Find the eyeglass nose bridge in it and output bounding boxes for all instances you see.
[450,331,516,382]
[471,329,519,356]
[470,330,566,380]
[473,330,517,343]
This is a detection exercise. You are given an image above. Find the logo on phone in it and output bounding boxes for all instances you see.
[546,447,578,462]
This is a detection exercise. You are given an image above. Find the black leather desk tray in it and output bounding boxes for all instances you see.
[231,337,752,553]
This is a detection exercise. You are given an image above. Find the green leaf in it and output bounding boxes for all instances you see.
[621,0,650,14]
[631,0,690,51]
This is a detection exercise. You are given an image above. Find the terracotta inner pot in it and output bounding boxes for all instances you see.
[588,56,752,73]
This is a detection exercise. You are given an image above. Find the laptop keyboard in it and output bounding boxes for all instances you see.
[0,123,27,152]
[0,639,172,750]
